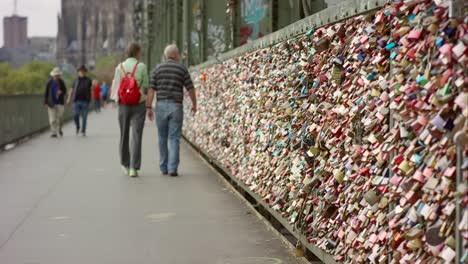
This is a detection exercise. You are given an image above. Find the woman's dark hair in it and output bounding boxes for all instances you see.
[126,43,141,58]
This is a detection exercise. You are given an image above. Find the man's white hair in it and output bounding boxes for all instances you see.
[164,44,179,59]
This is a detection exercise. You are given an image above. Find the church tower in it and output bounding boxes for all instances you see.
[56,0,135,67]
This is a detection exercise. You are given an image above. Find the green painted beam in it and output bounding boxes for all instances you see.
[190,0,386,71]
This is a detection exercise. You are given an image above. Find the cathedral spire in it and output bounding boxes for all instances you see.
[13,0,18,15]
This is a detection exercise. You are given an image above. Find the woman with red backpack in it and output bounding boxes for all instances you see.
[111,43,149,177]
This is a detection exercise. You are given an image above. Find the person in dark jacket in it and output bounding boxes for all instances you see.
[68,65,92,136]
[44,67,67,138]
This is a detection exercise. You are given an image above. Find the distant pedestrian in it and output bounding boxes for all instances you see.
[44,67,67,138]
[68,65,92,136]
[101,81,109,106]
[92,80,102,112]
[111,43,149,177]
[146,44,197,177]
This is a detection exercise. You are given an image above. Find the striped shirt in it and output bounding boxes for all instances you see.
[149,59,194,101]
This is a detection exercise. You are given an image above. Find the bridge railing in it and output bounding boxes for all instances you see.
[183,0,467,263]
[0,95,74,148]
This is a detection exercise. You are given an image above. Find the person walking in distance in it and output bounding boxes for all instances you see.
[101,81,109,106]
[44,67,67,138]
[111,43,149,178]
[68,65,92,136]
[146,44,197,177]
[92,80,102,112]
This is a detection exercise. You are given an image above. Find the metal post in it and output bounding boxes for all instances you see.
[166,0,170,47]
[456,140,464,264]
[225,1,231,50]
[233,0,240,48]
[173,0,177,43]
[178,0,184,54]
[200,0,207,62]
[154,0,160,63]
[183,0,191,65]
[173,0,181,46]
[158,0,164,63]
[449,2,466,263]
[271,0,277,32]
[449,0,466,18]
[160,0,165,62]
[386,21,396,264]
[146,0,153,68]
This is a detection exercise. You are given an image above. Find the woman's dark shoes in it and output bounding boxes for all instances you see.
[169,172,178,177]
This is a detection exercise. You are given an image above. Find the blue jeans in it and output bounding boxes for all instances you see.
[155,100,183,173]
[73,101,89,133]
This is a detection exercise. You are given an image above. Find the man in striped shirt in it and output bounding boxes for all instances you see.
[146,44,197,177]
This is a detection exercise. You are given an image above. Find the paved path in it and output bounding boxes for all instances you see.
[0,107,304,264]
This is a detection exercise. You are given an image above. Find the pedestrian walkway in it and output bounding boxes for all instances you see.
[0,108,304,264]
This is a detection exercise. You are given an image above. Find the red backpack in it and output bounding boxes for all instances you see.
[118,62,141,105]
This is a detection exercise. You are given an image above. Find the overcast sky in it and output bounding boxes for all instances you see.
[0,0,60,46]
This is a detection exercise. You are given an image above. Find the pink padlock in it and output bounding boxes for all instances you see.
[369,233,378,244]
[439,44,452,56]
[407,30,422,40]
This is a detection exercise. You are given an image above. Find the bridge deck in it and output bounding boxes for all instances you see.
[0,108,303,264]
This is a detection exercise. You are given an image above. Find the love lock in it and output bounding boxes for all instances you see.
[294,241,305,257]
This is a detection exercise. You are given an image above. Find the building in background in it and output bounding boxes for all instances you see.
[56,0,136,67]
[0,2,58,68]
[3,15,28,49]
[0,37,56,68]
[0,47,32,68]
[28,37,56,62]
[0,11,31,68]
[0,15,56,68]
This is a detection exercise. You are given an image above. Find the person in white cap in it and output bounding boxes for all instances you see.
[44,67,67,138]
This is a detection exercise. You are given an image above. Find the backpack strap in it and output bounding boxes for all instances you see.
[120,63,127,76]
[120,62,139,77]
[130,62,139,77]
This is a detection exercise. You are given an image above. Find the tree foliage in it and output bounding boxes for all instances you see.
[93,54,119,85]
[0,61,59,95]
[0,55,118,95]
